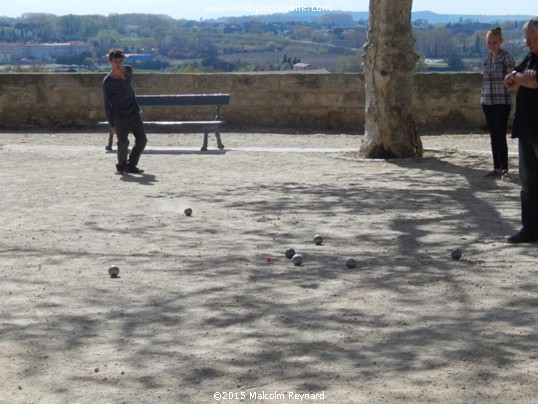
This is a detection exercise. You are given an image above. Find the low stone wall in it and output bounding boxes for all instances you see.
[0,72,486,132]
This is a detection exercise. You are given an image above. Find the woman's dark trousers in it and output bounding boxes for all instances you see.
[482,103,511,171]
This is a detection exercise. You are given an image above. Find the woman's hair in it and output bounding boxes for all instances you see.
[487,27,503,39]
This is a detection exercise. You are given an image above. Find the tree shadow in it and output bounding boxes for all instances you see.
[1,149,537,402]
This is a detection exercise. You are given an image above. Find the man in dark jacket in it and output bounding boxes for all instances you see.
[504,17,538,243]
[103,49,147,175]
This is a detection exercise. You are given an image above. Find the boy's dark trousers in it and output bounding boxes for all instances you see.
[114,113,147,171]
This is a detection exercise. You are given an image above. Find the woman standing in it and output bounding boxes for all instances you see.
[481,27,515,179]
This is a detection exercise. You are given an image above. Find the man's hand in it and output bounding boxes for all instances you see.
[525,69,537,80]
[504,72,520,93]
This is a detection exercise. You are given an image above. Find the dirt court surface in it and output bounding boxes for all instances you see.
[0,131,537,403]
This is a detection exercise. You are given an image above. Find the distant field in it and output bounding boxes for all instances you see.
[219,51,345,72]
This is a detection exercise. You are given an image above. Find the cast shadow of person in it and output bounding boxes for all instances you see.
[119,173,158,186]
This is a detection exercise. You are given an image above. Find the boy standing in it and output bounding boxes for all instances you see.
[103,49,147,174]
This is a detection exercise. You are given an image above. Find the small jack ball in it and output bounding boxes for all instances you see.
[184,208,193,216]
[291,254,303,266]
[451,248,462,260]
[108,265,120,278]
[346,258,357,269]
[313,234,323,245]
[285,248,296,259]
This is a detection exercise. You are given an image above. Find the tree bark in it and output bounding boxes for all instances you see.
[361,0,423,158]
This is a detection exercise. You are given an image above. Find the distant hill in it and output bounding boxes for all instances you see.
[411,10,533,24]
[219,10,533,24]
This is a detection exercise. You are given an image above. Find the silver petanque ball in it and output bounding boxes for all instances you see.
[291,254,303,266]
[313,234,323,245]
[108,265,120,278]
[285,248,296,259]
[184,208,193,216]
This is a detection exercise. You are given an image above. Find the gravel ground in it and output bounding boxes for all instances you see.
[0,130,536,404]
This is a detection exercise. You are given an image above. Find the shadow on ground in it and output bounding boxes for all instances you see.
[0,143,536,403]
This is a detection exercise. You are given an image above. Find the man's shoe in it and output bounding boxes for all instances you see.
[125,166,144,174]
[115,164,126,175]
[506,231,538,244]
[105,145,113,151]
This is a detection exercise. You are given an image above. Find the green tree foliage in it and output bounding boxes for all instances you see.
[336,54,362,73]
[133,59,170,70]
[56,51,93,65]
[447,51,464,70]
[92,29,123,58]
[201,56,235,72]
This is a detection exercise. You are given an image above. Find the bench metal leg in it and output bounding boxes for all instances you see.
[215,131,225,149]
[201,127,224,151]
[201,130,209,151]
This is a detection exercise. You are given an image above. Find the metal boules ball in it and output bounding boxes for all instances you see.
[313,234,323,245]
[345,258,357,269]
[450,248,462,260]
[184,208,193,216]
[291,254,303,266]
[285,248,296,259]
[108,265,120,278]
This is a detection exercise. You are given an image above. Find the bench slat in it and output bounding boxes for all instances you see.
[144,121,223,126]
[137,94,230,106]
[98,121,223,126]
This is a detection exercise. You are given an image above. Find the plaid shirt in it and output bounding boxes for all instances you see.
[481,49,515,105]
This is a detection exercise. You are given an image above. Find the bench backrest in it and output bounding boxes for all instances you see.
[137,94,231,107]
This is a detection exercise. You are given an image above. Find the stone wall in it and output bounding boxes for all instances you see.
[0,72,486,132]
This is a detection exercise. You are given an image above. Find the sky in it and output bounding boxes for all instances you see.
[0,0,536,21]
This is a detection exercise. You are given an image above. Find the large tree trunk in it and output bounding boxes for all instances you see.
[360,0,423,158]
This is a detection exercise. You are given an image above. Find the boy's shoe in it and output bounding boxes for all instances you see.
[501,170,511,181]
[125,166,144,174]
[105,145,113,151]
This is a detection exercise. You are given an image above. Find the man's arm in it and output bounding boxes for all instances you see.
[505,69,538,92]
[524,69,538,87]
[102,81,115,131]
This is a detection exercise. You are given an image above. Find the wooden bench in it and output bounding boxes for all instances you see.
[102,93,230,151]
